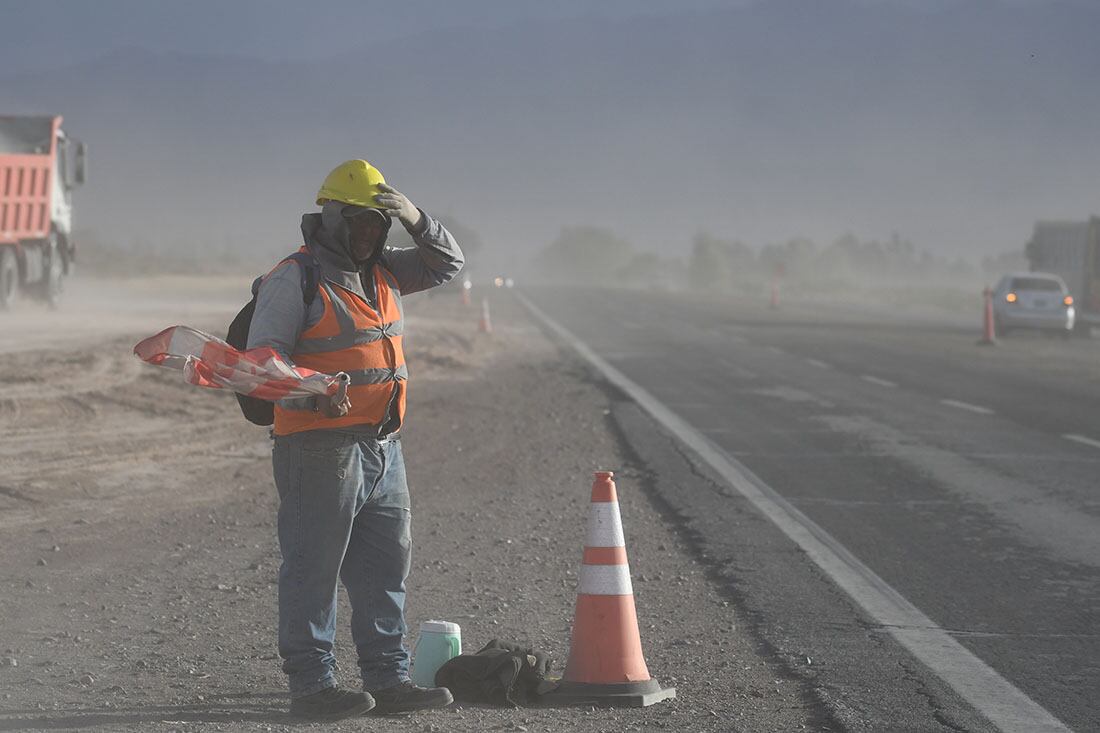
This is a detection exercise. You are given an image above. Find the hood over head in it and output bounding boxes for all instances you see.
[300,201,384,299]
[300,201,353,267]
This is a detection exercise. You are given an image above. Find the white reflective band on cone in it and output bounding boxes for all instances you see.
[578,563,634,595]
[585,502,626,547]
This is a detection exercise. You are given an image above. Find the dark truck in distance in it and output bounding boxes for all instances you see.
[1025,218,1100,336]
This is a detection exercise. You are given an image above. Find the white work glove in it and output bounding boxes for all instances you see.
[374,183,423,230]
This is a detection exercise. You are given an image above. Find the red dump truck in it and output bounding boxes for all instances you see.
[0,115,86,309]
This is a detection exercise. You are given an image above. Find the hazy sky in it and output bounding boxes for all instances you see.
[2,0,1097,272]
[0,0,751,70]
[3,1,1065,71]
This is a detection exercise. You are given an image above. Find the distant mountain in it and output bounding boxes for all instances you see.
[3,0,1098,273]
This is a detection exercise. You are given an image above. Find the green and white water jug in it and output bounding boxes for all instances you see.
[410,620,462,687]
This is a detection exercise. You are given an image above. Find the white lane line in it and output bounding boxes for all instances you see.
[806,358,831,369]
[1063,433,1100,450]
[517,292,1069,733]
[940,399,995,416]
[861,375,897,388]
[765,345,785,356]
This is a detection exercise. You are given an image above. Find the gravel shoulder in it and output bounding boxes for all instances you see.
[0,282,817,732]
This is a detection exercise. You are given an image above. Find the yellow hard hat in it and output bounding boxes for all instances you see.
[315,159,387,208]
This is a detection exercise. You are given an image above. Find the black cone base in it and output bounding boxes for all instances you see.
[540,678,676,708]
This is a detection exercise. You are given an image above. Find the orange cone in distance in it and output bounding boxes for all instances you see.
[478,297,493,334]
[548,471,675,707]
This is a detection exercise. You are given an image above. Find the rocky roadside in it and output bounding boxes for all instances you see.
[0,286,817,732]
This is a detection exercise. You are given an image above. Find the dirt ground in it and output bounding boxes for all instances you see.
[0,277,816,732]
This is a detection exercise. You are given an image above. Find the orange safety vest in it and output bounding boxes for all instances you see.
[273,261,406,436]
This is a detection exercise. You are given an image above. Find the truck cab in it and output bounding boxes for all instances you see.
[0,115,86,309]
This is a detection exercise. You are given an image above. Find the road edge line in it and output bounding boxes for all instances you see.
[517,291,1070,733]
[1063,433,1100,450]
[940,399,995,415]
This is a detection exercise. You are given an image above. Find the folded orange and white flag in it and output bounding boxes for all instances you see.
[134,325,344,401]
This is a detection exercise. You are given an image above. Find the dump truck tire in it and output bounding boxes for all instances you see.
[0,247,18,310]
[43,237,64,309]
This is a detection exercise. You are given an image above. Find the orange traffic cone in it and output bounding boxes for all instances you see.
[547,471,675,707]
[478,297,493,334]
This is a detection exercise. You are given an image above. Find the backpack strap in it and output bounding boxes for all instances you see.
[283,251,322,306]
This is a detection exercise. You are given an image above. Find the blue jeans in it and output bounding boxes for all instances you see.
[272,430,412,698]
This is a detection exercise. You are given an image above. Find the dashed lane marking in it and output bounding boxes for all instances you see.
[518,292,1070,733]
[806,359,831,369]
[940,399,995,415]
[861,375,897,388]
[1063,433,1100,450]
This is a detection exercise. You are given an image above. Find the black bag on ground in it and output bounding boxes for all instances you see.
[225,251,321,426]
[434,639,554,707]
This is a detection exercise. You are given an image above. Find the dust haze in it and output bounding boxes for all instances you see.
[2,0,1097,303]
[5,3,1100,731]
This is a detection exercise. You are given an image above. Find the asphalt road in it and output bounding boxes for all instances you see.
[524,287,1100,732]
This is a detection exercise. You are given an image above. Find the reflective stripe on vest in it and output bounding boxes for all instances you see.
[273,266,406,436]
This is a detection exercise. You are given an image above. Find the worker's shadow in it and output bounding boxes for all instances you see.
[0,691,299,730]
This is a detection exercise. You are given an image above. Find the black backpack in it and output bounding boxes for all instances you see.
[226,251,322,425]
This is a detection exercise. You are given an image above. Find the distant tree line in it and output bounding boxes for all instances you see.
[687,231,987,295]
[533,226,1030,296]
[533,226,684,289]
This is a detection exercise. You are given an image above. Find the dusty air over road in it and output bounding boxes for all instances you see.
[1,2,1099,732]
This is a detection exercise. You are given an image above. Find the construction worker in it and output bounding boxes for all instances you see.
[247,160,464,720]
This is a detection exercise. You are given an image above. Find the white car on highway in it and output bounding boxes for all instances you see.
[992,272,1075,337]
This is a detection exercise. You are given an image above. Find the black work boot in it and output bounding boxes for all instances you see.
[366,680,454,714]
[289,685,376,720]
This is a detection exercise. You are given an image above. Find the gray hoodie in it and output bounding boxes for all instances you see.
[246,204,465,419]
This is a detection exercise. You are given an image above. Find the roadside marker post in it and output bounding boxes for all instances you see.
[979,287,996,345]
[769,263,784,310]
